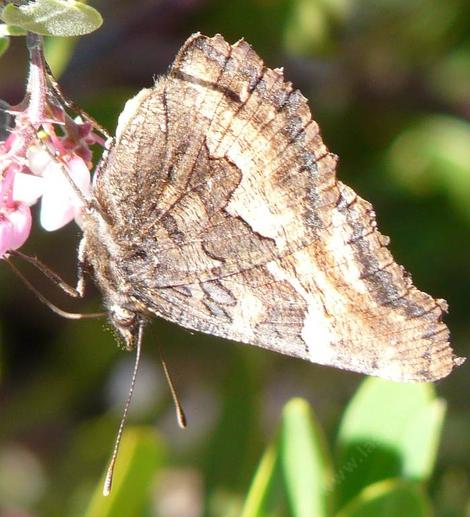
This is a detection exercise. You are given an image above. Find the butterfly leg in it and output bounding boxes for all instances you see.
[9,248,86,298]
[44,61,111,141]
[5,254,104,320]
[75,236,88,298]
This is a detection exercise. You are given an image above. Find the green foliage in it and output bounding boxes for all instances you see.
[85,428,165,517]
[336,479,432,517]
[0,23,26,37]
[0,35,8,57]
[239,379,443,516]
[0,21,27,57]
[335,379,445,506]
[44,34,78,76]
[1,0,102,37]
[283,0,350,56]
[387,116,470,221]
[203,353,259,494]
[0,0,101,61]
[241,398,333,517]
[82,380,445,515]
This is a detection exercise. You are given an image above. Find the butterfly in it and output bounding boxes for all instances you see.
[75,33,464,387]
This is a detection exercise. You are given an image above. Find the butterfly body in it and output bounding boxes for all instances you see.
[79,33,463,380]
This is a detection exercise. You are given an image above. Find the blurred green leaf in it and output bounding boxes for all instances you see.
[242,398,333,517]
[1,0,102,37]
[283,0,331,56]
[204,352,259,496]
[44,35,77,77]
[241,440,284,517]
[283,0,350,56]
[84,427,164,517]
[335,378,446,505]
[387,116,470,221]
[400,396,446,480]
[0,35,8,57]
[337,478,432,517]
[429,43,470,106]
[0,24,27,37]
[281,399,333,517]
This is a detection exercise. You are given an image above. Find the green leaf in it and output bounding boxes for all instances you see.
[44,33,77,77]
[282,0,351,56]
[0,36,8,57]
[337,478,432,517]
[399,396,446,480]
[0,24,27,37]
[241,441,284,517]
[84,427,165,517]
[1,0,103,37]
[281,399,334,517]
[242,398,333,517]
[283,0,330,56]
[387,116,470,222]
[335,378,446,505]
[204,352,260,495]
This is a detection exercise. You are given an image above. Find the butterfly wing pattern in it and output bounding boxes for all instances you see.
[85,33,463,382]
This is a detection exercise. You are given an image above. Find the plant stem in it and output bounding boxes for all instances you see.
[25,32,47,126]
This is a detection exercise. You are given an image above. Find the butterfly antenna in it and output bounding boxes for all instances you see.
[5,257,104,320]
[103,321,144,496]
[158,346,187,429]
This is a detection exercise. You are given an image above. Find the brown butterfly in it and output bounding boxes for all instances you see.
[75,33,463,385]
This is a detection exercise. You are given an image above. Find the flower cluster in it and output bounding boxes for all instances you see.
[0,40,105,258]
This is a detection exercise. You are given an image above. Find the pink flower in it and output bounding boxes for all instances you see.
[0,202,32,256]
[0,143,92,257]
[0,35,104,259]
[0,169,33,257]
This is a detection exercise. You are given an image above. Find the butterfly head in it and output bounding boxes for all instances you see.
[109,305,141,351]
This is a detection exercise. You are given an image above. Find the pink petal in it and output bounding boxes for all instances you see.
[40,162,75,231]
[0,220,13,256]
[8,203,32,249]
[0,203,32,256]
[27,146,52,176]
[12,172,45,206]
[66,155,91,210]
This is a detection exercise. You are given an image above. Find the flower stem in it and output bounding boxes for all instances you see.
[25,32,48,126]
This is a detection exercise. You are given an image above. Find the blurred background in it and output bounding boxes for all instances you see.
[0,0,469,515]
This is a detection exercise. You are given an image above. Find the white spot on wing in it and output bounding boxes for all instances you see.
[266,260,338,365]
[327,210,365,290]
